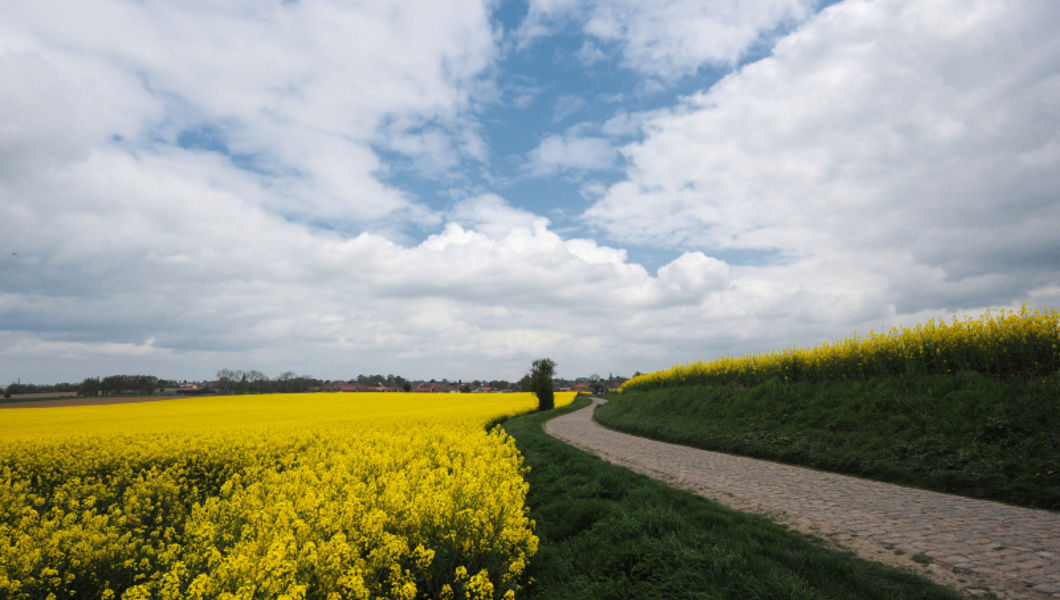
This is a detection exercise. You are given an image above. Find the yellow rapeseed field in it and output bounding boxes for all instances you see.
[0,392,575,600]
[622,305,1060,391]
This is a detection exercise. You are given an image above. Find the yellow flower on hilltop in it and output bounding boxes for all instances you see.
[622,305,1059,391]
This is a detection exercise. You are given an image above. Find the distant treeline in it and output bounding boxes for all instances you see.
[6,370,626,399]
[214,370,318,395]
[2,382,79,397]
[78,375,163,397]
[354,373,409,388]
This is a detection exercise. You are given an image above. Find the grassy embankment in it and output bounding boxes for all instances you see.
[501,398,961,599]
[598,306,1060,510]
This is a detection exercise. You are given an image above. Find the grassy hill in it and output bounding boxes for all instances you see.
[599,307,1060,510]
[598,373,1059,509]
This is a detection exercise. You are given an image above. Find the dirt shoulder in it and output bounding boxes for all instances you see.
[0,395,183,409]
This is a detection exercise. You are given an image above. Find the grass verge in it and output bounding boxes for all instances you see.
[502,398,963,600]
[595,372,1060,510]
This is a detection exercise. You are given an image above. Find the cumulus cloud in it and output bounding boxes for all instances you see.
[3,0,1058,385]
[0,0,495,227]
[448,194,547,237]
[1,131,733,381]
[655,252,730,302]
[587,0,1060,322]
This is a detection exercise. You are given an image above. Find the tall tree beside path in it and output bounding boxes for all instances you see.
[529,358,556,411]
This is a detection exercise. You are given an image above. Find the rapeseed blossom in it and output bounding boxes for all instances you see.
[0,392,574,599]
[622,305,1060,391]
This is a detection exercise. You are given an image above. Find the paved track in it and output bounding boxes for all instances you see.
[544,398,1060,599]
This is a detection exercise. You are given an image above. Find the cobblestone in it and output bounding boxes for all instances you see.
[545,398,1060,600]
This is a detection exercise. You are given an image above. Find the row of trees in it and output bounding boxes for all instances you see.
[9,360,570,404]
[214,370,318,395]
[2,382,79,398]
[78,375,160,397]
[354,374,408,388]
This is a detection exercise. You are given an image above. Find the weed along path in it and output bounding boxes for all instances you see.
[544,398,1060,600]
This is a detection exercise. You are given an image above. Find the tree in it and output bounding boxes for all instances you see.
[277,371,295,393]
[98,374,158,396]
[231,370,265,394]
[5,382,27,397]
[78,377,101,397]
[528,358,556,410]
[216,369,236,394]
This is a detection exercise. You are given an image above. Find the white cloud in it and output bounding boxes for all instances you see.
[586,0,1060,324]
[552,94,590,123]
[4,0,1058,387]
[577,41,608,66]
[0,52,103,175]
[514,0,585,48]
[0,0,496,228]
[587,0,817,78]
[655,252,730,302]
[601,111,650,138]
[503,77,542,110]
[0,135,734,381]
[5,336,171,359]
[525,134,618,175]
[519,0,817,79]
[448,194,547,237]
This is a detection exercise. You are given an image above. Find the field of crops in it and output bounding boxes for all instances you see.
[0,392,575,600]
[622,305,1060,391]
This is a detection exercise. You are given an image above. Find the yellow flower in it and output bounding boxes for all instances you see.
[0,392,574,600]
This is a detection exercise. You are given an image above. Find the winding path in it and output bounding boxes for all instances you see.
[545,398,1060,599]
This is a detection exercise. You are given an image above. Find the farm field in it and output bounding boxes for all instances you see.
[599,307,1060,509]
[0,394,179,409]
[0,392,574,600]
[621,305,1059,391]
[0,391,79,401]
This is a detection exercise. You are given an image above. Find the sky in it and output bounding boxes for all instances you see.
[2,0,1059,384]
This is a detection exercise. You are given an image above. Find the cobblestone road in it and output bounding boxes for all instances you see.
[544,398,1060,599]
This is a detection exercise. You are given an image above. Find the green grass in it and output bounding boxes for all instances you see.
[595,371,1060,510]
[502,398,963,600]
